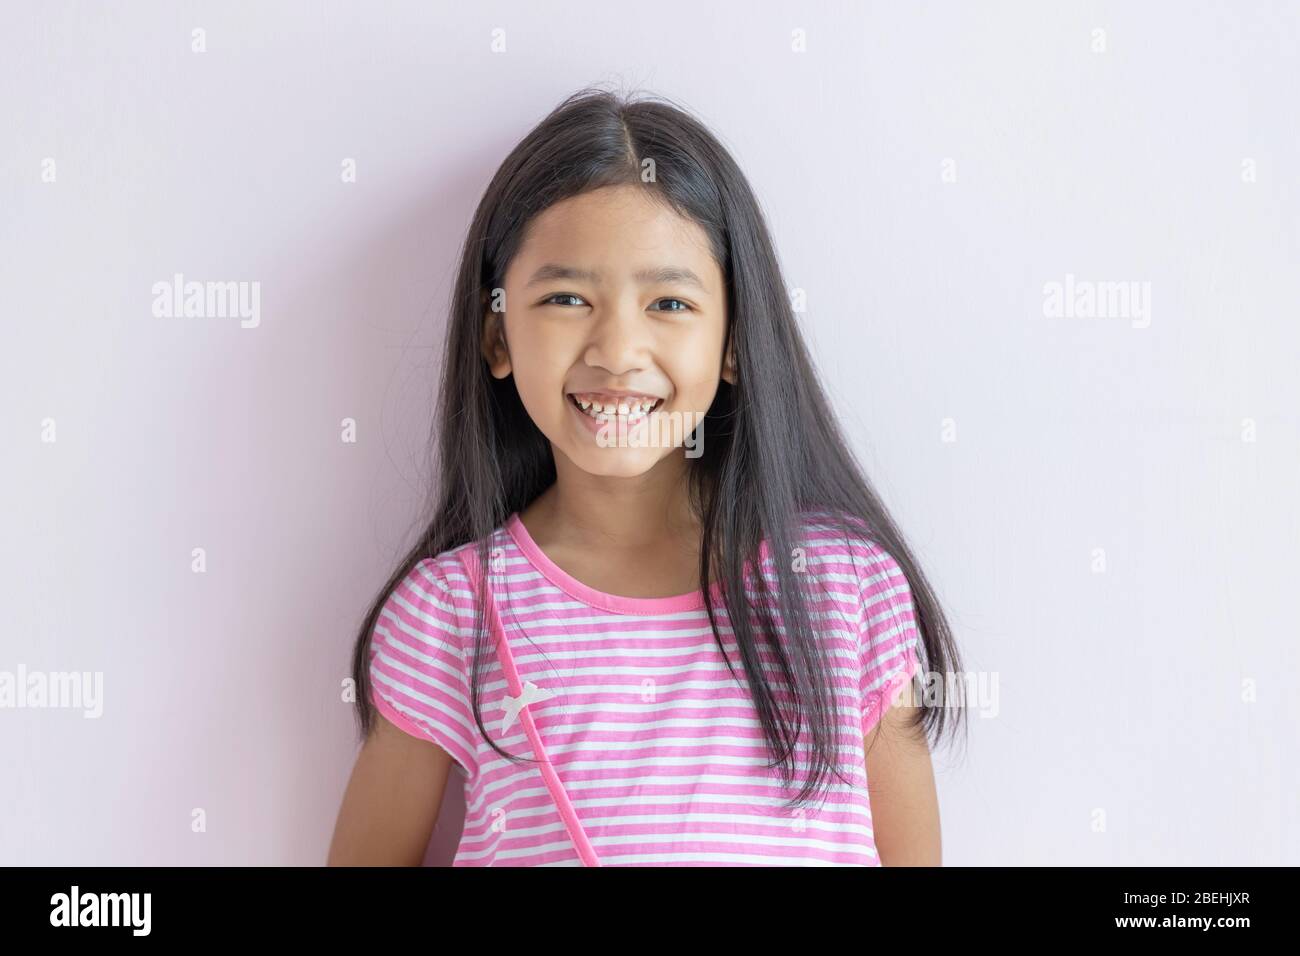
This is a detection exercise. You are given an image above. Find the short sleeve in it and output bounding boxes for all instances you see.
[367,557,477,776]
[856,541,924,737]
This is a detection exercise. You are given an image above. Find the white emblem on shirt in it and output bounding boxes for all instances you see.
[500,680,555,734]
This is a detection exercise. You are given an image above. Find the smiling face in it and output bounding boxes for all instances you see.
[482,184,735,480]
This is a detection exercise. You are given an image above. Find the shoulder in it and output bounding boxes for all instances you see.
[378,539,490,643]
[784,508,904,581]
[782,511,919,637]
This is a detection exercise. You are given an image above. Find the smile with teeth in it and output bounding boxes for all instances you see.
[568,393,663,423]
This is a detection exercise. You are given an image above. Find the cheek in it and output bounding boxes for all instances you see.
[505,319,569,411]
[668,329,727,401]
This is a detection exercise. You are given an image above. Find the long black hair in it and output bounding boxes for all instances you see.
[350,84,966,810]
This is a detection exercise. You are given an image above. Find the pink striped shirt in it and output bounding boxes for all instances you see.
[367,510,923,866]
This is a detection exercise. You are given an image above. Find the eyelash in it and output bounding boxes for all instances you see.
[542,293,694,313]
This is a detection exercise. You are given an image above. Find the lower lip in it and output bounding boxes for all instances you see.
[567,397,660,438]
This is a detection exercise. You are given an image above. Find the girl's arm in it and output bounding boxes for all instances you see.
[327,711,455,865]
[864,678,942,865]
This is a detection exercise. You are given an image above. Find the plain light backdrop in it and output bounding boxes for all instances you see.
[2,1,1296,865]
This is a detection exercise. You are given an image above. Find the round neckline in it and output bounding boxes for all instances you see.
[505,511,734,615]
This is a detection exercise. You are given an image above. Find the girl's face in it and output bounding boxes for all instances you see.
[484,184,735,480]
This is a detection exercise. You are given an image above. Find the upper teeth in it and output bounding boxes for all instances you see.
[574,396,659,418]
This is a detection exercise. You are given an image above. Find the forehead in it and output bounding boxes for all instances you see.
[509,186,722,289]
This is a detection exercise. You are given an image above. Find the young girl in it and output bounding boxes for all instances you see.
[329,87,965,867]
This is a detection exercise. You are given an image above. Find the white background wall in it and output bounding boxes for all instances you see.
[2,0,1296,865]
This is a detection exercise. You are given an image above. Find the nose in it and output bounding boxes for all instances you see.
[581,294,651,375]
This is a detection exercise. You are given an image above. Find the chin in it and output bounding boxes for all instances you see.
[570,451,664,478]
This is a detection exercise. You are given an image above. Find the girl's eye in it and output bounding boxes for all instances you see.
[541,294,693,312]
[543,293,587,307]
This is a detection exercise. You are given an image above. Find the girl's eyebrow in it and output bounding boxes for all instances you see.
[525,263,708,293]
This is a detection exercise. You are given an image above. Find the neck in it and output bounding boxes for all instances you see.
[526,453,699,553]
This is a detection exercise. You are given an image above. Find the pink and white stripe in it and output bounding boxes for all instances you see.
[368,511,923,866]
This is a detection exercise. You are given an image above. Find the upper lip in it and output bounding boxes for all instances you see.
[566,388,665,401]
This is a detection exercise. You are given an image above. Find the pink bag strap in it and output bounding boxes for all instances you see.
[457,546,602,867]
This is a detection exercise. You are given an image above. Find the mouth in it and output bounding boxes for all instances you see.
[566,392,665,424]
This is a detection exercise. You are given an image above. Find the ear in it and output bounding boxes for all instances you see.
[721,340,737,385]
[481,291,512,379]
